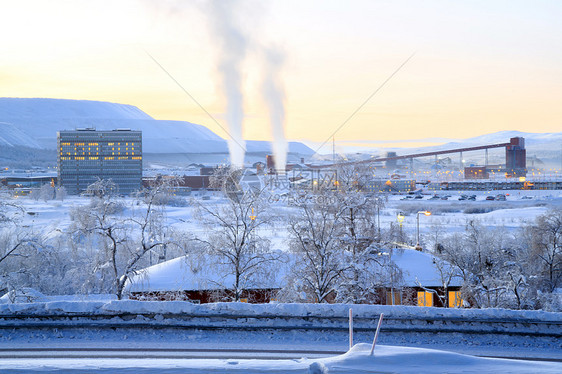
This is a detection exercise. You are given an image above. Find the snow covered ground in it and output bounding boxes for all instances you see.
[11,188,562,251]
[1,343,560,373]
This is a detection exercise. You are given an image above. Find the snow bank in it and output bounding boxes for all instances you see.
[313,343,562,373]
[1,299,560,323]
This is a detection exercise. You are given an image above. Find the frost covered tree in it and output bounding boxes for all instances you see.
[39,183,55,202]
[71,179,175,299]
[437,220,525,308]
[55,186,67,201]
[70,179,127,297]
[334,192,388,303]
[124,181,176,280]
[525,209,562,294]
[194,167,281,301]
[0,194,47,293]
[285,164,396,304]
[286,190,349,303]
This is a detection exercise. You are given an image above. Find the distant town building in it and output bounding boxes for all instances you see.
[57,128,142,195]
[464,166,489,179]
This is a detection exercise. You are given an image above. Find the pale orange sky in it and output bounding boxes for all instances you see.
[1,0,561,153]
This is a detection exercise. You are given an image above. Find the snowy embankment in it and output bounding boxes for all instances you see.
[2,301,561,372]
[1,299,561,323]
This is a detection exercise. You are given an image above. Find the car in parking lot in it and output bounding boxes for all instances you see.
[495,194,506,201]
[485,195,495,201]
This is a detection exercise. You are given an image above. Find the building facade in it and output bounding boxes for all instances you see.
[57,129,142,195]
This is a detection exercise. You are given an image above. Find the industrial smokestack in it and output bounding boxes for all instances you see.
[262,47,288,174]
[207,0,247,168]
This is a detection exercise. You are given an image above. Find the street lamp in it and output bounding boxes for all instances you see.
[415,210,431,251]
[396,211,405,242]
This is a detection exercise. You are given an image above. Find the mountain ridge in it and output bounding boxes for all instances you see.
[0,98,313,155]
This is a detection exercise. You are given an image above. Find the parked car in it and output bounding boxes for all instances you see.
[495,194,506,201]
[468,195,476,201]
[485,195,495,201]
[414,194,423,199]
[429,195,440,200]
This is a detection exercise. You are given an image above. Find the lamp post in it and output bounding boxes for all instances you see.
[396,211,405,243]
[415,210,431,251]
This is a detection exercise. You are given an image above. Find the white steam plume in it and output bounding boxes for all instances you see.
[207,0,247,168]
[262,47,288,173]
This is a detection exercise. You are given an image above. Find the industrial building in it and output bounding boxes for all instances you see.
[505,137,527,176]
[57,129,142,195]
[317,136,528,177]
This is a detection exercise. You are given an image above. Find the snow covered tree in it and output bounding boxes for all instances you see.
[70,179,127,297]
[55,186,67,201]
[334,192,389,303]
[39,183,55,202]
[0,195,47,294]
[437,220,523,308]
[525,209,562,293]
[71,178,176,299]
[119,181,177,296]
[286,190,349,303]
[194,167,281,301]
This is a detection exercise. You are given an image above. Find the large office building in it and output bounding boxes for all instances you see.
[57,128,142,195]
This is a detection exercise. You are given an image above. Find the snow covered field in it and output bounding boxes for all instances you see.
[11,188,562,250]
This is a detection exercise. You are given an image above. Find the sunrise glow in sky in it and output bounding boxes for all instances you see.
[1,0,561,150]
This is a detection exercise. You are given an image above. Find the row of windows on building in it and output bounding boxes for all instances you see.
[60,142,137,146]
[59,156,143,161]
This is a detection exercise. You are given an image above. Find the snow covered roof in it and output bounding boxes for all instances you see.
[125,254,288,293]
[125,249,460,294]
[389,249,462,287]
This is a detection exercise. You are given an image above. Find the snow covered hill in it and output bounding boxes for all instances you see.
[0,98,313,155]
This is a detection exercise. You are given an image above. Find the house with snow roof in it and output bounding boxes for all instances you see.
[124,254,287,304]
[124,249,462,307]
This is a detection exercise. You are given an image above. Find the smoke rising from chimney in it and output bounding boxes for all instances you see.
[207,0,247,168]
[262,47,288,173]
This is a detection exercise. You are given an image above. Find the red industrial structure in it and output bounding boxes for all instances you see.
[505,137,526,176]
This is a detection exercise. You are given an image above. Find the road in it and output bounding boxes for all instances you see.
[1,346,561,363]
